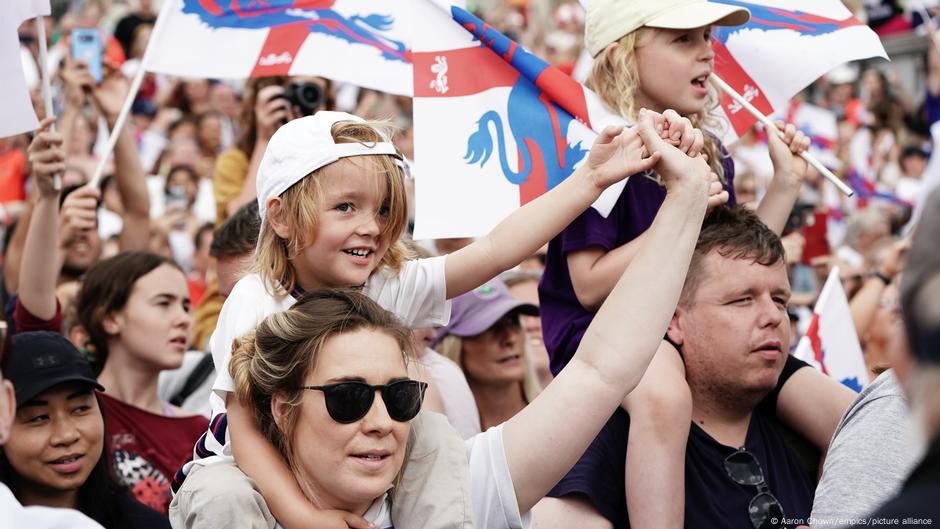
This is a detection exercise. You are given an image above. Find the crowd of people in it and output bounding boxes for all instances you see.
[1,0,939,528]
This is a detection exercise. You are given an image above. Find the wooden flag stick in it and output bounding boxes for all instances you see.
[711,74,854,197]
[88,0,171,187]
[918,6,940,57]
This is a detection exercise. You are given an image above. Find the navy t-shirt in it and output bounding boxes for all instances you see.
[547,355,816,529]
[539,150,736,375]
[685,414,815,529]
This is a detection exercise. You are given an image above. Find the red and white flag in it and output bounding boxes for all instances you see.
[0,0,50,138]
[411,2,626,239]
[794,267,869,392]
[146,0,414,95]
[711,0,886,143]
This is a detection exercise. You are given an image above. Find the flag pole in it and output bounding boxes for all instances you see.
[35,15,60,191]
[87,59,147,188]
[88,0,171,188]
[711,74,855,198]
[918,6,940,57]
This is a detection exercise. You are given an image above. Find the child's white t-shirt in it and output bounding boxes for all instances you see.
[178,256,450,477]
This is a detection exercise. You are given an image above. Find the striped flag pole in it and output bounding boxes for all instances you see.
[711,74,854,197]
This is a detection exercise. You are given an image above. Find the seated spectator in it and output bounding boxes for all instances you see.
[1,332,169,528]
[435,279,541,430]
[75,252,209,513]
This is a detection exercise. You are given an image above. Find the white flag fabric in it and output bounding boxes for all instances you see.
[0,0,50,138]
[710,0,887,143]
[411,1,627,239]
[794,267,869,392]
[146,0,414,95]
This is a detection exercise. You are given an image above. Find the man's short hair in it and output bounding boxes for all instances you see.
[210,202,260,258]
[679,206,785,306]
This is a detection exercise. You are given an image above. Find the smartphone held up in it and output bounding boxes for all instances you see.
[71,28,103,83]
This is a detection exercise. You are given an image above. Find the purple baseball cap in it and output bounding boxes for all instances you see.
[437,279,539,341]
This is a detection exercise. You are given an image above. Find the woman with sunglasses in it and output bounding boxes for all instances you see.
[226,114,713,528]
[434,279,543,430]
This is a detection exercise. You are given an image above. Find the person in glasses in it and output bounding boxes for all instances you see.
[224,110,716,529]
[538,205,849,529]
[854,188,940,527]
[434,279,543,430]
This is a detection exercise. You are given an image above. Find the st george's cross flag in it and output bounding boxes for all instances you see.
[0,0,51,138]
[146,0,417,95]
[794,267,869,392]
[710,0,887,142]
[411,2,628,239]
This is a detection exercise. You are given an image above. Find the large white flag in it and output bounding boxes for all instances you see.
[411,2,627,239]
[146,0,414,95]
[0,0,50,138]
[710,0,887,143]
[794,267,869,392]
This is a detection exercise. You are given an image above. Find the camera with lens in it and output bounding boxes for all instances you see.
[279,81,324,116]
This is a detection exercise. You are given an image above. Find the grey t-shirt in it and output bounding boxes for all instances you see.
[811,370,923,528]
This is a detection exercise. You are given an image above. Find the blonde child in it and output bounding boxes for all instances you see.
[170,110,715,529]
[535,1,857,528]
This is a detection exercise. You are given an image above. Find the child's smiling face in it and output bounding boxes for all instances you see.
[294,159,393,291]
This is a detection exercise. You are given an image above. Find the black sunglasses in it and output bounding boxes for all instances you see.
[301,379,427,424]
[724,448,786,529]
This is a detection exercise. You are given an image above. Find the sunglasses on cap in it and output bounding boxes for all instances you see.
[724,448,786,529]
[302,379,427,424]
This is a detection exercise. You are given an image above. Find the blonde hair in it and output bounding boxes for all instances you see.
[254,120,411,297]
[587,29,727,181]
[435,332,542,405]
[229,288,420,504]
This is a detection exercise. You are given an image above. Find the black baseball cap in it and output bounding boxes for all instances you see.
[901,187,940,364]
[8,332,104,406]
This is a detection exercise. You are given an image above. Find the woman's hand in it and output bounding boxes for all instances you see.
[767,120,811,183]
[60,59,95,111]
[255,84,293,143]
[90,60,131,125]
[58,185,100,251]
[27,117,66,198]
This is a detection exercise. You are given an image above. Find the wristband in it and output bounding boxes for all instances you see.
[873,271,892,286]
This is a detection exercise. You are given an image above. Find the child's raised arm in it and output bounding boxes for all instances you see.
[443,112,692,299]
[755,121,811,235]
[500,109,713,513]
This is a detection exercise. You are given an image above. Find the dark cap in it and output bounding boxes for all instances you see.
[900,187,940,364]
[8,332,104,406]
[437,279,538,342]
